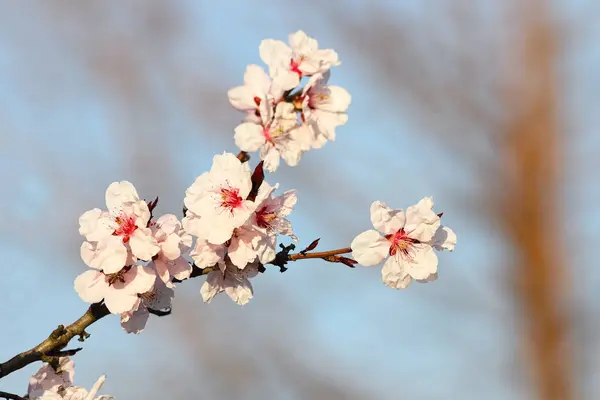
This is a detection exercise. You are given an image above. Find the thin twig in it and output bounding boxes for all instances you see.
[289,248,352,261]
[0,243,350,380]
[0,303,110,379]
[0,264,216,380]
[0,391,26,400]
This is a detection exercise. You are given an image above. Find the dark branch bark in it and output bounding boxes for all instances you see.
[0,243,352,381]
[0,391,26,400]
[0,303,110,379]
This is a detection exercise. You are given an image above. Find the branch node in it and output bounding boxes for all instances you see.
[269,243,296,272]
[78,331,90,342]
[49,325,66,340]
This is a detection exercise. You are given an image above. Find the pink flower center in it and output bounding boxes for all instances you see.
[290,58,303,76]
[385,229,417,260]
[255,205,277,229]
[263,125,272,143]
[112,214,138,243]
[220,188,243,212]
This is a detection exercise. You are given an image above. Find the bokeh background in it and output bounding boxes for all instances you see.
[0,1,598,399]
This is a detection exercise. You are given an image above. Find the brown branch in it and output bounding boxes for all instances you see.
[289,248,352,261]
[0,302,110,379]
[268,243,355,272]
[0,243,350,381]
[0,263,218,380]
[0,391,26,400]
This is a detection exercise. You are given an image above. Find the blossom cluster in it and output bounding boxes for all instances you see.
[27,357,112,400]
[70,30,456,337]
[351,198,456,289]
[183,152,297,304]
[230,30,351,172]
[0,29,461,400]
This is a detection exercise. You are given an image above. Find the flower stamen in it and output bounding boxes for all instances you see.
[220,188,243,213]
[112,214,138,243]
[255,205,278,229]
[385,229,416,261]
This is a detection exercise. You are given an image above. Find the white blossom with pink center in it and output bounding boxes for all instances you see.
[227,64,284,123]
[74,265,156,314]
[251,181,298,263]
[150,214,193,288]
[28,357,75,396]
[78,181,159,274]
[200,257,261,305]
[120,277,174,334]
[53,375,113,400]
[351,198,456,289]
[300,71,351,149]
[259,30,340,90]
[28,359,113,400]
[234,101,305,172]
[184,153,257,245]
[190,224,261,270]
[188,237,226,268]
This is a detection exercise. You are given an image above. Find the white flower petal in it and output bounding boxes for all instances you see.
[350,230,389,266]
[129,228,159,261]
[155,214,180,235]
[227,86,255,111]
[105,181,139,211]
[121,306,149,334]
[74,270,108,304]
[432,226,457,251]
[200,271,224,303]
[79,209,114,242]
[228,234,258,269]
[234,122,266,152]
[244,64,271,92]
[259,39,290,67]
[160,233,182,260]
[167,257,193,281]
[103,290,140,315]
[261,145,281,172]
[81,237,127,274]
[381,256,413,289]
[190,240,226,268]
[224,276,254,305]
[404,197,441,242]
[121,265,157,295]
[370,201,406,234]
[404,243,439,280]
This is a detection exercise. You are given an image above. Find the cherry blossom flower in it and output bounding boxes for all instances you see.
[251,181,298,263]
[184,153,257,244]
[28,360,112,400]
[78,181,159,273]
[74,265,156,314]
[190,225,261,269]
[28,357,75,396]
[227,64,284,121]
[188,237,226,268]
[299,71,351,149]
[351,198,456,289]
[150,214,193,288]
[121,278,174,334]
[234,101,305,172]
[57,375,113,400]
[200,257,261,305]
[259,30,340,90]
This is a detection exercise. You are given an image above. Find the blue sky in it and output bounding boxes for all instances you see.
[0,1,598,399]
